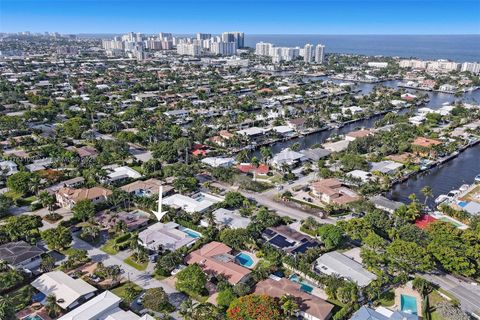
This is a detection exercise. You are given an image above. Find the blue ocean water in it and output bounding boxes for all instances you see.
[245,35,480,62]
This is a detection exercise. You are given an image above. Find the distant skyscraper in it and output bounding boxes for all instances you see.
[159,32,172,41]
[315,44,325,64]
[255,42,272,56]
[222,32,244,49]
[196,33,211,41]
[211,42,236,55]
[304,44,314,63]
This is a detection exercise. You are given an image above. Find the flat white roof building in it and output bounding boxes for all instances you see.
[138,221,200,251]
[163,192,223,213]
[201,208,251,229]
[58,290,155,320]
[32,271,97,310]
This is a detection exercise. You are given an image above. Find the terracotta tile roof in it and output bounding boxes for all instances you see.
[412,137,442,148]
[254,278,333,320]
[185,241,251,285]
[58,186,112,202]
[236,163,269,175]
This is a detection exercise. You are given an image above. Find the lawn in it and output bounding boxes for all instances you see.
[111,281,142,303]
[327,298,346,316]
[378,289,395,307]
[124,256,148,271]
[100,239,119,255]
[4,191,37,206]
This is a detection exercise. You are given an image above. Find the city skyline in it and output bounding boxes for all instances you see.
[1,0,479,35]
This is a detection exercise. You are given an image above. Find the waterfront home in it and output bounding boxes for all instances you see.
[138,222,199,251]
[300,148,332,162]
[341,106,363,115]
[386,153,419,164]
[185,241,251,285]
[236,163,270,178]
[56,186,112,209]
[236,127,268,139]
[314,251,377,287]
[347,170,373,183]
[311,178,361,206]
[32,271,97,310]
[287,118,307,132]
[345,129,373,141]
[370,195,403,214]
[272,125,295,136]
[0,241,44,270]
[270,148,306,170]
[120,178,172,197]
[322,139,350,152]
[58,290,155,320]
[369,160,404,175]
[254,278,333,320]
[411,137,442,157]
[162,192,223,213]
[262,225,320,255]
[200,208,251,229]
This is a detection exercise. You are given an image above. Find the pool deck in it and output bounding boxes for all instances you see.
[394,283,423,316]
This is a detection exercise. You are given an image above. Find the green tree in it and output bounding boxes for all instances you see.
[155,251,183,276]
[175,263,207,296]
[317,224,344,250]
[386,239,433,273]
[217,287,236,309]
[40,254,56,272]
[0,296,16,320]
[0,194,13,218]
[142,287,173,312]
[72,199,95,221]
[219,228,251,251]
[6,171,39,196]
[41,225,72,250]
[280,294,299,319]
[45,294,61,318]
[421,186,433,206]
[223,191,247,209]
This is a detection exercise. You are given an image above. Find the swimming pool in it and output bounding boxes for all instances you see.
[289,274,314,294]
[235,252,254,268]
[400,294,417,315]
[23,315,44,320]
[458,201,469,208]
[181,228,202,238]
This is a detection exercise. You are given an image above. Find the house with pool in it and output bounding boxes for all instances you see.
[138,222,201,252]
[185,241,252,285]
[351,306,419,320]
[262,225,320,255]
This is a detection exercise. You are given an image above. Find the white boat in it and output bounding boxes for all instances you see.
[475,174,480,183]
[435,195,450,204]
[459,184,470,192]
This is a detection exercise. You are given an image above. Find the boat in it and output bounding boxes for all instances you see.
[447,190,461,198]
[435,195,450,204]
[475,174,480,183]
[459,184,470,192]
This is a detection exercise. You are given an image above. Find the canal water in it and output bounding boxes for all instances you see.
[387,144,480,207]
[257,77,480,205]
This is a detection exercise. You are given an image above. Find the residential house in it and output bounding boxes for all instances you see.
[322,140,350,153]
[138,222,200,251]
[67,146,98,159]
[185,241,251,285]
[236,163,270,178]
[95,210,150,232]
[370,195,403,214]
[120,178,172,198]
[369,160,403,175]
[0,241,44,270]
[103,165,142,183]
[350,306,418,320]
[254,278,333,320]
[32,271,97,310]
[58,290,155,320]
[162,193,223,213]
[311,179,361,205]
[287,118,307,132]
[300,148,331,162]
[56,186,112,209]
[262,225,320,255]
[345,129,373,141]
[0,160,18,176]
[200,208,251,229]
[201,156,235,168]
[271,148,306,170]
[314,251,377,287]
[411,137,442,157]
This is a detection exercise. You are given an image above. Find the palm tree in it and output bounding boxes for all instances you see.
[204,211,216,227]
[38,191,56,213]
[280,294,299,319]
[0,296,16,320]
[40,254,56,272]
[421,186,433,206]
[0,260,9,272]
[45,294,61,318]
[179,297,194,319]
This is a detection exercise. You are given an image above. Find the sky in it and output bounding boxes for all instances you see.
[0,0,479,35]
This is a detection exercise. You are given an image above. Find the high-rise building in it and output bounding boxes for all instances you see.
[196,33,212,41]
[211,42,236,55]
[461,62,480,74]
[159,32,172,41]
[177,43,202,57]
[255,42,273,56]
[315,44,325,64]
[222,32,244,48]
[304,44,314,63]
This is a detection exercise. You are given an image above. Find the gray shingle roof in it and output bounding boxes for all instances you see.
[0,241,44,266]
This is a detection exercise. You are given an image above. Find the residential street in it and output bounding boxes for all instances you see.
[422,273,480,318]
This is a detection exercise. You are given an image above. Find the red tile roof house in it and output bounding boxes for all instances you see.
[311,178,361,206]
[411,137,443,157]
[236,163,270,180]
[345,129,373,141]
[185,241,251,285]
[254,278,333,320]
[56,186,112,209]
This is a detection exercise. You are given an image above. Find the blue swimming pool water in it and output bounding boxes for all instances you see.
[182,228,201,238]
[235,252,254,268]
[23,315,44,320]
[458,201,469,208]
[289,274,314,294]
[401,294,418,315]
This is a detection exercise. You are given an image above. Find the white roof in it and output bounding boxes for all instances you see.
[369,161,403,174]
[163,192,223,213]
[32,271,97,309]
[322,139,350,152]
[107,166,142,180]
[272,125,294,134]
[347,170,372,182]
[210,208,251,229]
[201,157,235,168]
[138,222,198,251]
[58,290,155,320]
[271,148,305,166]
[236,127,267,136]
[315,251,377,287]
